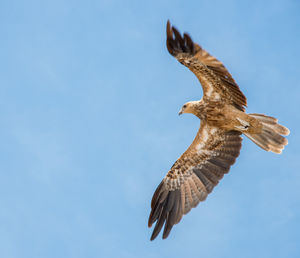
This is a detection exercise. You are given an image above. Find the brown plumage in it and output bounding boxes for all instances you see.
[148,21,290,240]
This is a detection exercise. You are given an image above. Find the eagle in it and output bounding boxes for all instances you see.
[148,21,290,241]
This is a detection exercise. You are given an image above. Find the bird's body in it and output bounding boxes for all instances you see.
[148,21,290,240]
[185,100,267,136]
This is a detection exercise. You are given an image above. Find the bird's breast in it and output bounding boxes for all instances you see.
[203,104,238,130]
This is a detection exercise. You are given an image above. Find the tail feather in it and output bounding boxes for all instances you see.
[263,123,290,136]
[245,133,270,151]
[249,113,290,135]
[245,114,289,154]
[249,113,278,123]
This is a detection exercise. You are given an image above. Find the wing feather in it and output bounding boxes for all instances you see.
[166,20,247,111]
[148,122,242,240]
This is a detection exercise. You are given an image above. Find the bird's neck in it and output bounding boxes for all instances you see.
[191,102,206,120]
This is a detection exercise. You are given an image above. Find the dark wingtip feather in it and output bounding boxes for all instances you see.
[166,20,172,39]
[150,181,164,208]
[166,20,195,56]
[162,190,180,239]
[150,219,164,240]
[183,33,195,53]
[149,187,182,241]
[150,197,168,240]
[148,181,165,228]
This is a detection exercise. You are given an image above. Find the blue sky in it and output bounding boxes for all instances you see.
[1,0,300,257]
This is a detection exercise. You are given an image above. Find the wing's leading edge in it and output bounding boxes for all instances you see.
[166,20,247,111]
[148,123,242,240]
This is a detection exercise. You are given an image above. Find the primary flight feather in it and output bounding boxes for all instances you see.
[148,21,290,240]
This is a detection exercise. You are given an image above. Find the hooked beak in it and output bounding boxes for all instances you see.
[178,108,183,116]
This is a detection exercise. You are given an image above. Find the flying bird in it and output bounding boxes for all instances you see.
[148,21,290,241]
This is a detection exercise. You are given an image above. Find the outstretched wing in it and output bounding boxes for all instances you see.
[148,122,242,240]
[166,20,247,111]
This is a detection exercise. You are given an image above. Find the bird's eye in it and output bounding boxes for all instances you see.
[183,105,187,108]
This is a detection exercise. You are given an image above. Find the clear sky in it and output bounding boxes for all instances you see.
[1,0,300,257]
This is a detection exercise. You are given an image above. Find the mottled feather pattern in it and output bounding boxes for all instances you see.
[148,123,242,240]
[166,20,247,111]
[148,21,289,241]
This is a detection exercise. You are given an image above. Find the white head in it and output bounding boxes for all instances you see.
[178,101,200,116]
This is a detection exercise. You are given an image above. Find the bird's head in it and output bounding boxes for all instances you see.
[178,101,199,116]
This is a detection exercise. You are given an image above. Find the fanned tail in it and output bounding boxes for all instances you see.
[244,113,290,154]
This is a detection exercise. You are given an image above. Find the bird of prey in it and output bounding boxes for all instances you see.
[148,21,290,241]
